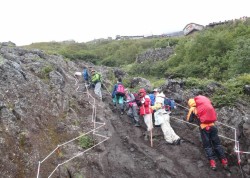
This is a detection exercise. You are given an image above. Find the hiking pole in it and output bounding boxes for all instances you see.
[150,129,153,147]
[150,117,153,147]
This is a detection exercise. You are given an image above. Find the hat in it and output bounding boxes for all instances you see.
[74,72,82,76]
[153,88,159,92]
[157,92,165,98]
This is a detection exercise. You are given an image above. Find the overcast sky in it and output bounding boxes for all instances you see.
[1,0,249,46]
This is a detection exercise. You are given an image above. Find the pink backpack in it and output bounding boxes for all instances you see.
[116,84,125,96]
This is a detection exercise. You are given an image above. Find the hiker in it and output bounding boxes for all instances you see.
[82,67,90,84]
[90,70,102,100]
[149,88,159,126]
[138,88,153,140]
[186,95,228,170]
[124,88,140,126]
[112,78,125,115]
[151,92,181,145]
[148,88,158,106]
[164,97,176,111]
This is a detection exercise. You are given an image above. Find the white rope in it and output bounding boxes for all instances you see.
[174,101,250,157]
[102,83,112,96]
[48,137,109,178]
[37,74,110,178]
[171,116,235,142]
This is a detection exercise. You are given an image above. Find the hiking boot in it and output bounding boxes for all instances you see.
[221,158,228,169]
[210,160,217,171]
[144,133,149,141]
[134,122,140,127]
[173,138,181,145]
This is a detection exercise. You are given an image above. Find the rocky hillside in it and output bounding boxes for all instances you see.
[0,42,250,178]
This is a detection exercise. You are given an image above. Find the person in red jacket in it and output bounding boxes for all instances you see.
[139,88,153,140]
[186,95,228,171]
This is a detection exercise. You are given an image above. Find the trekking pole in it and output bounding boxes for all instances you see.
[150,117,153,147]
[150,129,153,147]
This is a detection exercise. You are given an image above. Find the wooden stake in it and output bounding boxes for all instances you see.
[150,129,153,147]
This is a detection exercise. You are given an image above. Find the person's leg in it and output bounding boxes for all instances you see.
[112,95,117,106]
[118,96,124,114]
[161,114,180,144]
[210,126,228,168]
[132,105,140,126]
[143,114,153,141]
[200,128,217,170]
[94,82,102,99]
[127,107,134,123]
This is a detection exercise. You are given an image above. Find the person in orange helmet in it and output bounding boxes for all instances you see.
[186,95,228,171]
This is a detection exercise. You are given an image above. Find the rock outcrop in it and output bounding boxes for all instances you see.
[0,42,249,178]
[136,47,174,63]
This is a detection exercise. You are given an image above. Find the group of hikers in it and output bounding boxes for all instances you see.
[75,67,229,171]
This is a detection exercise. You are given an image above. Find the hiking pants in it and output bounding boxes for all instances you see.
[200,126,226,160]
[94,82,102,99]
[160,114,180,143]
[113,95,124,112]
[143,114,153,131]
[128,105,139,123]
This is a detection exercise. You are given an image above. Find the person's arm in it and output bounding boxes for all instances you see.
[112,84,117,98]
[186,107,196,122]
[151,103,162,110]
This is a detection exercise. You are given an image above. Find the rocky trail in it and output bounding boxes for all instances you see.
[0,42,249,178]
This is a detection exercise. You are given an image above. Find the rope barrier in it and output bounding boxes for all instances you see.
[171,116,236,142]
[37,75,109,178]
[173,99,250,178]
[102,83,112,96]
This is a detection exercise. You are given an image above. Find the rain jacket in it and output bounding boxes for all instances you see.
[91,73,101,84]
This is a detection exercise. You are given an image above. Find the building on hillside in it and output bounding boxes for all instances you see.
[183,23,204,36]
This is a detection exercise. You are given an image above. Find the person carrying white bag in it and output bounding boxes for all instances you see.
[151,92,181,145]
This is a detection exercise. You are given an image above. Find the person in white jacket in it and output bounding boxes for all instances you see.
[151,92,181,145]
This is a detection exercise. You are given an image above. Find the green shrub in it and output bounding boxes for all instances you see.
[78,135,94,149]
[184,77,216,90]
[40,65,54,80]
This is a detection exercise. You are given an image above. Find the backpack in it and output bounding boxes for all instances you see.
[133,93,142,107]
[82,69,89,80]
[194,95,217,123]
[164,98,176,111]
[116,83,125,96]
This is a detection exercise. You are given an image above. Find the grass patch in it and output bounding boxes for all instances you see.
[40,64,54,81]
[78,135,94,149]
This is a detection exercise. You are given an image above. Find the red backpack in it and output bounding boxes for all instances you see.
[194,95,217,123]
[116,83,125,96]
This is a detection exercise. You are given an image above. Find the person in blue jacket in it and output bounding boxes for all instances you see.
[82,67,90,84]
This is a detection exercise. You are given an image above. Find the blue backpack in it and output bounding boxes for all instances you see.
[82,69,89,81]
[164,98,176,111]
